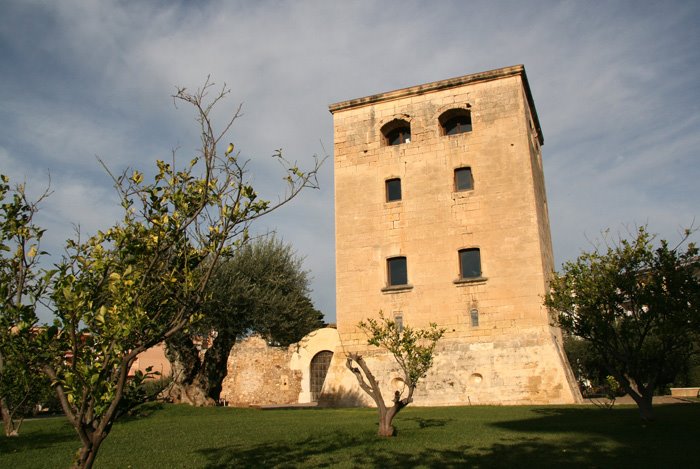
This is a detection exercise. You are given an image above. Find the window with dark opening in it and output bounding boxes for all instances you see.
[394,314,404,332]
[387,256,408,286]
[459,248,481,279]
[439,108,472,136]
[454,167,473,191]
[381,119,411,146]
[470,308,479,327]
[386,178,402,202]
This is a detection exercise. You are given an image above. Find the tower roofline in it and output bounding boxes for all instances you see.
[328,64,543,145]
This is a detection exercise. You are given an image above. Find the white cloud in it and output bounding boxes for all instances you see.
[2,0,699,321]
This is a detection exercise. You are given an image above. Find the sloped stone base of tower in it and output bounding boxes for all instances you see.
[320,326,582,407]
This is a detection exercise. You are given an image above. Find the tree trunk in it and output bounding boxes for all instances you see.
[620,379,656,421]
[163,331,237,406]
[377,391,410,437]
[163,334,214,406]
[73,434,104,469]
[1,398,19,437]
[378,407,397,437]
[346,354,413,437]
[165,333,201,385]
[200,332,236,401]
[163,381,215,407]
[627,390,655,421]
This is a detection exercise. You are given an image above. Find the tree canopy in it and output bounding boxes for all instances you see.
[0,79,324,469]
[0,176,52,437]
[545,226,700,420]
[204,235,323,346]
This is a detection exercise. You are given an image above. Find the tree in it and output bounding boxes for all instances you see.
[0,175,52,437]
[563,334,608,394]
[41,80,324,469]
[346,313,444,437]
[165,235,324,405]
[545,226,700,421]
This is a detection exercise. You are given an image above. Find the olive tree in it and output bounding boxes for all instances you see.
[42,80,324,468]
[165,235,324,405]
[0,175,52,437]
[545,226,700,421]
[346,313,444,437]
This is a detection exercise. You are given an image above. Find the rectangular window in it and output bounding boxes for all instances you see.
[386,178,402,202]
[394,313,404,333]
[454,167,473,191]
[459,248,481,279]
[470,308,479,327]
[387,256,408,286]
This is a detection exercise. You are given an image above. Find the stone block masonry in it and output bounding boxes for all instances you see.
[220,336,301,407]
[327,65,582,406]
[138,67,582,408]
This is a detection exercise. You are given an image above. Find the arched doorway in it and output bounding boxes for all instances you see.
[310,350,333,401]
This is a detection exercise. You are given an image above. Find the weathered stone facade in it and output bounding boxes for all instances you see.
[134,66,581,407]
[325,65,582,405]
[219,336,301,407]
[219,328,341,407]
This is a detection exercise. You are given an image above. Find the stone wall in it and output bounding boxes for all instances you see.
[328,65,582,405]
[220,336,301,407]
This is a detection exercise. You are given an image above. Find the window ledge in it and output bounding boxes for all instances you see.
[453,277,488,285]
[381,284,414,293]
[452,191,474,200]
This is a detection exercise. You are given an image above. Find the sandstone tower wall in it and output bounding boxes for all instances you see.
[327,65,581,405]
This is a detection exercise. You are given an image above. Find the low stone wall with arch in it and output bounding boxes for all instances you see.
[218,327,340,407]
[289,327,340,403]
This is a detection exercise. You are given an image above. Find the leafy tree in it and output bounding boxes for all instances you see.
[41,80,324,468]
[674,339,700,388]
[165,235,324,405]
[563,334,607,393]
[346,313,444,437]
[545,226,700,421]
[0,175,52,437]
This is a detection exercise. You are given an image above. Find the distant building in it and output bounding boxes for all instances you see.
[129,343,171,379]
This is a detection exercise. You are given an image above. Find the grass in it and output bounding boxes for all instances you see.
[1,403,699,468]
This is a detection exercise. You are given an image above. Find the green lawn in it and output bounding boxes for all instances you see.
[1,403,699,468]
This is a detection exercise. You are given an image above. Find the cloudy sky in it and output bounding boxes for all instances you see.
[2,0,699,323]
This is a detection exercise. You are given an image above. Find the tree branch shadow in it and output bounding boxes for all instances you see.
[197,404,700,468]
[0,425,76,453]
[400,416,451,429]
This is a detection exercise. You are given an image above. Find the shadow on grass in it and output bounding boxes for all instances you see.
[401,416,451,429]
[197,404,700,468]
[0,426,76,454]
[487,404,700,467]
[498,404,697,434]
[197,434,628,468]
[116,401,165,423]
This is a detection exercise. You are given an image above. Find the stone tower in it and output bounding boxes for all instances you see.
[325,65,581,405]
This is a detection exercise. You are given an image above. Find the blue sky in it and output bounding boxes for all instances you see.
[2,0,699,323]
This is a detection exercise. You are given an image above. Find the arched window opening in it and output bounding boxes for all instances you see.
[310,350,333,401]
[381,119,411,146]
[439,108,472,136]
